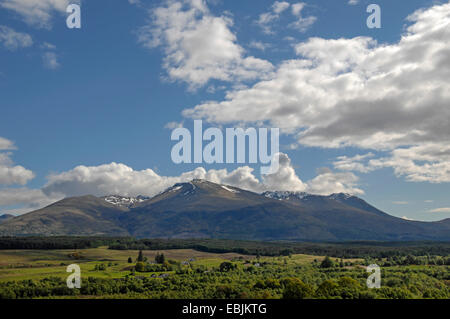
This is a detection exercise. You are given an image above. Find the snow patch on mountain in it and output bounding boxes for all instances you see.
[103,195,150,208]
[262,191,309,201]
[221,185,240,193]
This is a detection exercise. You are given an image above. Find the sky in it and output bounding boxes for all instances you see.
[0,0,449,221]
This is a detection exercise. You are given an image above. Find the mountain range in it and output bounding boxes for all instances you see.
[0,180,449,241]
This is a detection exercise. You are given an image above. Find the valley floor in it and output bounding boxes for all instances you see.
[0,247,448,299]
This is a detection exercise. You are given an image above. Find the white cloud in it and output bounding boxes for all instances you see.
[40,152,360,199]
[248,41,271,51]
[291,3,305,16]
[40,155,294,198]
[348,0,359,5]
[0,0,71,28]
[333,153,375,173]
[289,15,316,33]
[0,25,32,50]
[138,0,273,90]
[334,143,450,183]
[256,1,315,34]
[261,153,307,192]
[305,168,364,195]
[289,2,316,32]
[272,1,290,14]
[0,137,16,150]
[184,3,450,184]
[428,207,450,213]
[256,1,291,34]
[0,151,34,186]
[42,51,59,69]
[0,164,34,185]
[0,138,34,186]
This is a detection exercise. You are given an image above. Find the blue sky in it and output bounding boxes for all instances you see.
[1,0,450,221]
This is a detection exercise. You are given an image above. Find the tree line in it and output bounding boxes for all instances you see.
[0,237,449,259]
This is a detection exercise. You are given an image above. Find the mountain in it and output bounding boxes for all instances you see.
[0,214,14,224]
[0,180,449,241]
[0,196,129,236]
[120,180,327,240]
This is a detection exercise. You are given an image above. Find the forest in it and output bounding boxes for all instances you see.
[1,236,450,258]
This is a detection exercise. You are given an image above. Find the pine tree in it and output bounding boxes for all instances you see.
[137,250,144,262]
[155,253,165,264]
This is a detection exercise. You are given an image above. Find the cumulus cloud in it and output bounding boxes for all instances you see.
[0,163,34,185]
[0,137,16,150]
[40,153,358,198]
[0,139,34,186]
[0,0,71,28]
[348,0,359,5]
[137,0,273,90]
[184,2,450,184]
[0,25,32,50]
[305,168,364,196]
[261,153,307,192]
